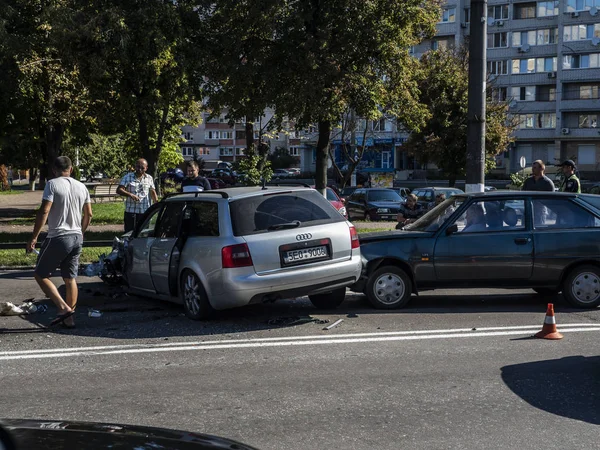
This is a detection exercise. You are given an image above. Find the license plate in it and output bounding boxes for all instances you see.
[283,245,328,264]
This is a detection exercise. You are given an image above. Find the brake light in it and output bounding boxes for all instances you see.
[349,226,360,249]
[222,243,253,268]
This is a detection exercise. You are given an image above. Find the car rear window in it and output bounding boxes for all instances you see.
[326,189,338,201]
[368,190,402,202]
[578,195,600,212]
[229,190,345,236]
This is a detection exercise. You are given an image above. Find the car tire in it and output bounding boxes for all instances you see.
[366,265,412,309]
[180,270,215,320]
[533,288,560,296]
[562,265,600,308]
[308,287,347,309]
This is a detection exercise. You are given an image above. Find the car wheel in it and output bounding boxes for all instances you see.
[366,265,412,309]
[562,265,600,308]
[308,287,347,309]
[533,288,560,296]
[180,270,214,319]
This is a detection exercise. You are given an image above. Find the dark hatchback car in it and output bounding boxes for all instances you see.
[346,188,404,221]
[412,187,464,209]
[352,191,600,309]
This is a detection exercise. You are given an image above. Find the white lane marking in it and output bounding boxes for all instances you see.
[1,326,599,361]
[1,323,598,356]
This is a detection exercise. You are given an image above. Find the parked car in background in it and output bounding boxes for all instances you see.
[346,188,404,221]
[340,186,358,202]
[311,186,347,218]
[412,187,464,210]
[353,191,600,310]
[119,186,362,319]
[388,187,411,201]
[160,168,185,184]
[211,168,236,186]
[287,168,301,176]
[206,178,227,189]
[273,168,292,178]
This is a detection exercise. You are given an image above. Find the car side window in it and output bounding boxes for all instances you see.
[533,199,600,229]
[186,202,220,237]
[424,191,434,201]
[137,207,162,238]
[155,203,186,238]
[453,200,525,233]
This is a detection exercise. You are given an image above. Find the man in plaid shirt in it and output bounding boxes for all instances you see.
[117,158,158,232]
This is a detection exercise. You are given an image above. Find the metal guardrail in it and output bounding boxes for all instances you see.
[0,240,113,250]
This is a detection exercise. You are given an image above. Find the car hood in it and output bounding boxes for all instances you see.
[359,230,434,242]
[367,201,402,209]
[0,419,259,449]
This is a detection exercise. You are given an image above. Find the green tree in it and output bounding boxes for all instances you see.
[269,0,441,193]
[68,0,204,179]
[405,48,516,186]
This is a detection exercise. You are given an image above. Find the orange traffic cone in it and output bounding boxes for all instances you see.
[534,303,563,340]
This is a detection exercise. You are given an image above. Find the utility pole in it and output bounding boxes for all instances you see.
[466,0,487,193]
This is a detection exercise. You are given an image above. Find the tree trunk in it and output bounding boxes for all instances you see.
[245,120,254,154]
[448,174,457,187]
[315,119,330,195]
[39,123,64,188]
[29,167,38,191]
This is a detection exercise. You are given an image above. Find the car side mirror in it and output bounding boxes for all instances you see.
[341,198,345,204]
[446,224,458,236]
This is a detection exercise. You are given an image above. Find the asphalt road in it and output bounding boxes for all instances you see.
[1,271,599,450]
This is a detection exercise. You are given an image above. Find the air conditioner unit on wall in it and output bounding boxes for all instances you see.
[571,11,580,18]
[497,20,504,26]
[548,72,557,78]
[561,128,570,135]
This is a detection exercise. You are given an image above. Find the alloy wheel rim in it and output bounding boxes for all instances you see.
[184,274,201,315]
[373,273,405,305]
[571,272,600,304]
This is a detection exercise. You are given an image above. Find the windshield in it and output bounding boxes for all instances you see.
[404,197,464,232]
[368,190,402,202]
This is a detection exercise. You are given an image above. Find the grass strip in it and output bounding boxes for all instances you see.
[0,247,112,267]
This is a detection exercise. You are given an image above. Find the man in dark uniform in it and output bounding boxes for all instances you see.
[181,160,211,192]
[558,160,581,193]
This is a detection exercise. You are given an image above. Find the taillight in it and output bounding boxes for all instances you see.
[222,243,253,268]
[349,226,360,249]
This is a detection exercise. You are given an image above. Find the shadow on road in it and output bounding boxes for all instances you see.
[501,356,600,425]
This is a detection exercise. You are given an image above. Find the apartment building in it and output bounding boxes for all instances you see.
[413,0,600,176]
[180,108,303,169]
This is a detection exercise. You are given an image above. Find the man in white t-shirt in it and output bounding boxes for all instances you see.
[27,156,93,328]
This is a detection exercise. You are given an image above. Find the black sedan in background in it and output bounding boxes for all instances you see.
[353,191,600,309]
[346,188,404,221]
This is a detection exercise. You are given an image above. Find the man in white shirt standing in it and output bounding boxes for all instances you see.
[117,158,158,232]
[27,156,93,328]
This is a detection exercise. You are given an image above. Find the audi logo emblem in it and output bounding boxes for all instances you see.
[296,233,312,241]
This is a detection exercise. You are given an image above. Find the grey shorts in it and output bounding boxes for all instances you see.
[35,234,83,279]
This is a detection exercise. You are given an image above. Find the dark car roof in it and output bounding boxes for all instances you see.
[415,187,463,191]
[461,191,579,198]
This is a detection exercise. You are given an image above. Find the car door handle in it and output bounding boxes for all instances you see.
[514,237,531,245]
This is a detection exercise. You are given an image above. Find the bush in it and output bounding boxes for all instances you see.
[71,165,81,181]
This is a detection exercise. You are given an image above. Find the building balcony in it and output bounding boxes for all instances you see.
[560,68,600,82]
[509,44,557,58]
[507,72,559,84]
[509,102,556,113]
[560,39,600,54]
[558,127,600,139]
[560,98,600,111]
[510,16,558,30]
[513,128,558,140]
[436,22,458,35]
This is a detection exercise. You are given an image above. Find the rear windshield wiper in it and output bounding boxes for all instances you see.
[267,220,301,231]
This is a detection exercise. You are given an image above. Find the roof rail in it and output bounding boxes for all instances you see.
[163,191,229,199]
[264,182,312,188]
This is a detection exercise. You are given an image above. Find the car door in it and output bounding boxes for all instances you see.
[530,197,600,282]
[150,202,187,296]
[127,204,163,292]
[433,198,534,283]
[347,190,365,220]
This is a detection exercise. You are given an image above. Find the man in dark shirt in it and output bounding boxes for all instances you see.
[396,194,424,229]
[181,160,211,192]
[559,159,581,193]
[522,160,555,192]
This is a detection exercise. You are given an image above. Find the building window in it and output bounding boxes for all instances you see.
[518,113,556,129]
[536,28,558,45]
[181,147,194,157]
[235,148,244,156]
[513,30,537,47]
[219,147,233,156]
[197,148,210,156]
[206,131,220,140]
[487,60,509,75]
[514,57,557,73]
[511,86,536,101]
[566,0,600,12]
[432,37,454,50]
[578,145,597,165]
[564,54,600,69]
[487,32,508,48]
[488,5,509,19]
[183,132,193,141]
[537,1,558,16]
[491,87,508,101]
[537,85,557,101]
[580,85,600,99]
[464,8,471,23]
[579,114,598,128]
[564,24,600,42]
[441,7,456,22]
[289,147,300,156]
[221,131,233,139]
[514,2,536,19]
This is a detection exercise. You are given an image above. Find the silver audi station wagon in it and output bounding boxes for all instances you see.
[122,186,362,319]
